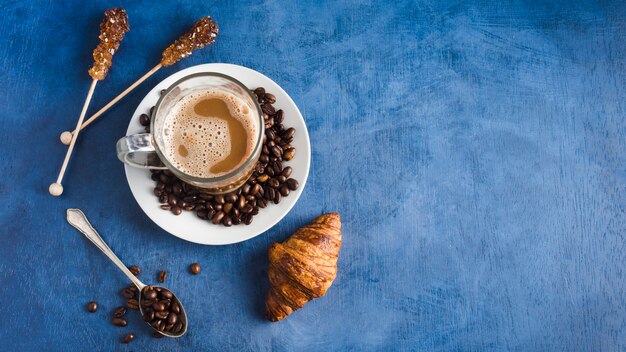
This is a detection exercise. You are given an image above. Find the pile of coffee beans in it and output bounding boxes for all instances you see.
[140,286,185,335]
[145,87,299,226]
[85,264,200,343]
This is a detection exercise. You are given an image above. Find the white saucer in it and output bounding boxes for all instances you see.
[124,64,311,245]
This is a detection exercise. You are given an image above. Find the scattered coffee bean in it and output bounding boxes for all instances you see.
[86,301,98,313]
[158,270,167,283]
[112,317,128,327]
[129,265,141,276]
[190,263,201,275]
[127,298,139,310]
[121,288,134,299]
[113,306,127,318]
[122,333,135,344]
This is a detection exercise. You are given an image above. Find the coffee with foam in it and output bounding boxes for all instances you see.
[162,90,258,178]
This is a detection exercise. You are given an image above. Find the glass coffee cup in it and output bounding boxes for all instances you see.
[116,73,264,194]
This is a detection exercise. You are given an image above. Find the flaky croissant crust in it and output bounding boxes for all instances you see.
[265,213,342,321]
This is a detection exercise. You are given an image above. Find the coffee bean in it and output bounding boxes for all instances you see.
[257,197,268,208]
[139,114,150,126]
[214,204,223,211]
[264,93,276,104]
[266,187,276,201]
[286,178,299,190]
[267,178,280,188]
[113,306,126,318]
[223,215,233,226]
[277,175,287,184]
[257,174,269,183]
[152,302,165,312]
[160,204,172,210]
[280,185,290,197]
[158,270,167,283]
[266,166,275,177]
[121,288,134,299]
[259,154,269,164]
[86,301,98,313]
[223,203,233,213]
[214,194,225,204]
[112,318,128,327]
[212,211,224,224]
[262,103,275,115]
[171,302,181,314]
[171,206,182,215]
[167,312,178,325]
[154,188,163,197]
[274,109,284,124]
[251,184,262,195]
[155,311,169,319]
[160,290,173,299]
[283,147,296,161]
[129,265,141,276]
[224,193,237,203]
[234,195,244,209]
[242,183,251,195]
[190,263,201,275]
[122,333,135,344]
[254,87,265,96]
[168,196,178,207]
[274,191,282,204]
[127,298,139,310]
[243,214,253,225]
[143,309,155,322]
[282,127,295,139]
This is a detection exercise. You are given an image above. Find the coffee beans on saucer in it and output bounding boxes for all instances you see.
[147,87,299,226]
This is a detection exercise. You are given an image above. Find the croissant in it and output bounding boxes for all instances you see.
[265,213,342,321]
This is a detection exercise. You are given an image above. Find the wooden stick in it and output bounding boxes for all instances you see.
[60,64,163,145]
[49,79,99,196]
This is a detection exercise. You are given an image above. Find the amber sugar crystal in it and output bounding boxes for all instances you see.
[88,8,130,80]
[161,16,219,67]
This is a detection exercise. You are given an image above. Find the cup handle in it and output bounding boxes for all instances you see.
[116,133,168,169]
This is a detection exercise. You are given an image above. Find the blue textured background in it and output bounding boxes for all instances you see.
[1,0,625,350]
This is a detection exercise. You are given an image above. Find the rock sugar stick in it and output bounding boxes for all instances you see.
[59,16,219,145]
[49,8,130,196]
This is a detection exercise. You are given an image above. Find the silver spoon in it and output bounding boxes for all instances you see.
[66,208,188,337]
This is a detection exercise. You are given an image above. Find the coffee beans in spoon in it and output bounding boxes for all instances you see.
[140,286,186,336]
[147,87,299,226]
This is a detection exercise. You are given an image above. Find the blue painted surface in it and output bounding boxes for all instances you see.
[1,0,625,350]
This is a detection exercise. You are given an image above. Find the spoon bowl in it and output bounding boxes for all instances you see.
[66,208,188,337]
[138,285,188,337]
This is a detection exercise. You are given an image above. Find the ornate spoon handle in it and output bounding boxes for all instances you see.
[66,208,145,290]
